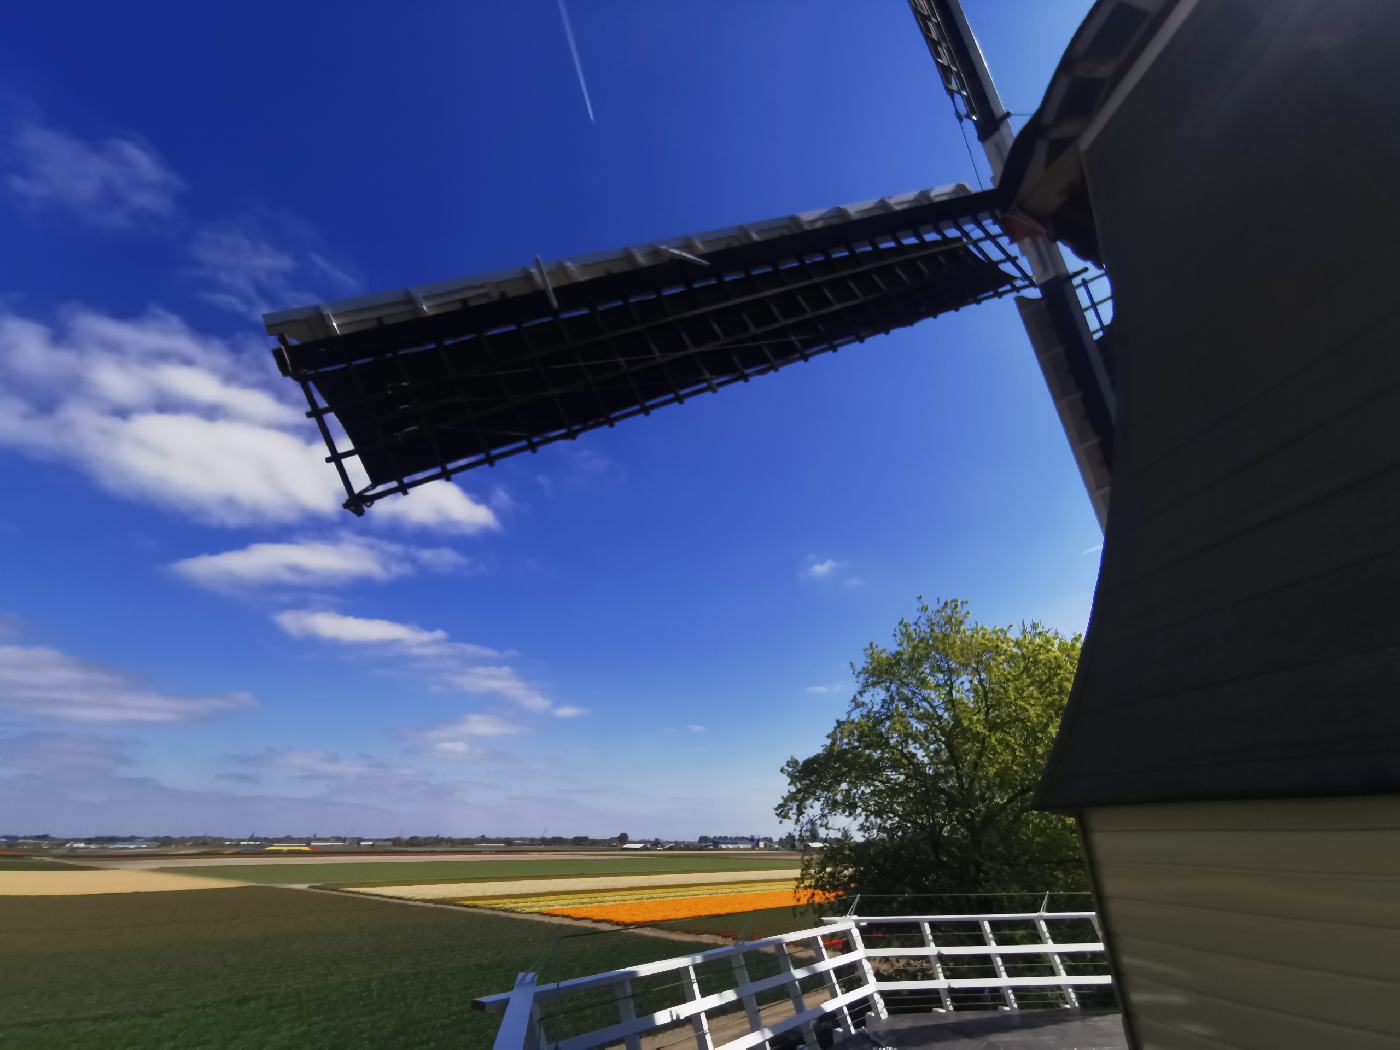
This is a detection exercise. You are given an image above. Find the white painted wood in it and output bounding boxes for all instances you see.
[483,911,1112,1050]
[717,986,873,1050]
[492,973,539,1050]
[774,940,820,1049]
[684,964,714,1050]
[874,976,1114,991]
[477,921,858,1009]
[919,921,953,1012]
[861,941,1104,958]
[978,919,1017,1010]
[550,953,861,1050]
[822,911,1098,924]
[1035,916,1078,1009]
[614,978,641,1050]
[728,953,763,1034]
[813,930,856,1034]
[528,1003,545,1050]
[845,921,888,1020]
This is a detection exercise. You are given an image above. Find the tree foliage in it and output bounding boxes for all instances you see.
[776,599,1086,900]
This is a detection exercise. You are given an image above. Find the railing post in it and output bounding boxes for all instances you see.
[846,920,888,1021]
[493,972,541,1050]
[683,964,715,1050]
[615,978,643,1050]
[918,921,952,1011]
[813,929,856,1035]
[776,939,821,1048]
[529,1003,545,1050]
[978,920,1017,1010]
[730,950,764,1034]
[1034,915,1078,1009]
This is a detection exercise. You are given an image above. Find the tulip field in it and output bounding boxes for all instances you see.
[459,879,836,923]
[333,860,841,932]
[537,886,839,924]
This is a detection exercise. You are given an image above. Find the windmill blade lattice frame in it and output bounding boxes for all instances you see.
[269,187,1033,514]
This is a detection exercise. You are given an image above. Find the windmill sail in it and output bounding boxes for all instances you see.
[267,186,1032,513]
[906,0,1120,528]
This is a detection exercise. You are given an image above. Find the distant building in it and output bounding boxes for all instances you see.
[703,835,765,849]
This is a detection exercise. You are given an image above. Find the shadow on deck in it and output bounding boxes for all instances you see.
[852,1010,1127,1049]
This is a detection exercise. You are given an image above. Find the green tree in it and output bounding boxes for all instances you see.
[776,598,1087,901]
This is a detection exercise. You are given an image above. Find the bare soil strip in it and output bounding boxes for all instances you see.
[0,871,247,895]
[341,869,796,901]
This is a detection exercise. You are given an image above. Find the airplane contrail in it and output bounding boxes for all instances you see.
[556,0,596,123]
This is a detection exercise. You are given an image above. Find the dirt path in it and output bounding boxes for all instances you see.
[0,870,247,895]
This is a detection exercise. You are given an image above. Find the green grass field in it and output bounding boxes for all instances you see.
[1,886,716,1049]
[0,855,88,871]
[162,854,801,887]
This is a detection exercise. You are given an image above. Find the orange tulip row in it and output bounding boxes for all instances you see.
[542,888,839,925]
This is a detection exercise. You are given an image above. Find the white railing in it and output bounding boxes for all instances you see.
[475,911,1111,1050]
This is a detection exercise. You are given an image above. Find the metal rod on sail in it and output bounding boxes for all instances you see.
[911,0,1116,530]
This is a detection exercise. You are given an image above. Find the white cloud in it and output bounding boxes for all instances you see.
[440,666,551,713]
[4,119,184,230]
[420,713,526,757]
[171,537,466,591]
[253,748,406,782]
[804,682,844,695]
[85,412,336,523]
[0,306,497,531]
[274,610,449,648]
[374,481,500,534]
[663,723,707,736]
[427,713,525,739]
[273,608,577,719]
[188,216,358,320]
[0,643,255,724]
[803,558,840,579]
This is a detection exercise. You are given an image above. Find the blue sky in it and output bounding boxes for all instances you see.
[0,1,1098,838]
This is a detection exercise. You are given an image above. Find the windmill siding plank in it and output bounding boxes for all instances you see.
[1086,798,1400,1049]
